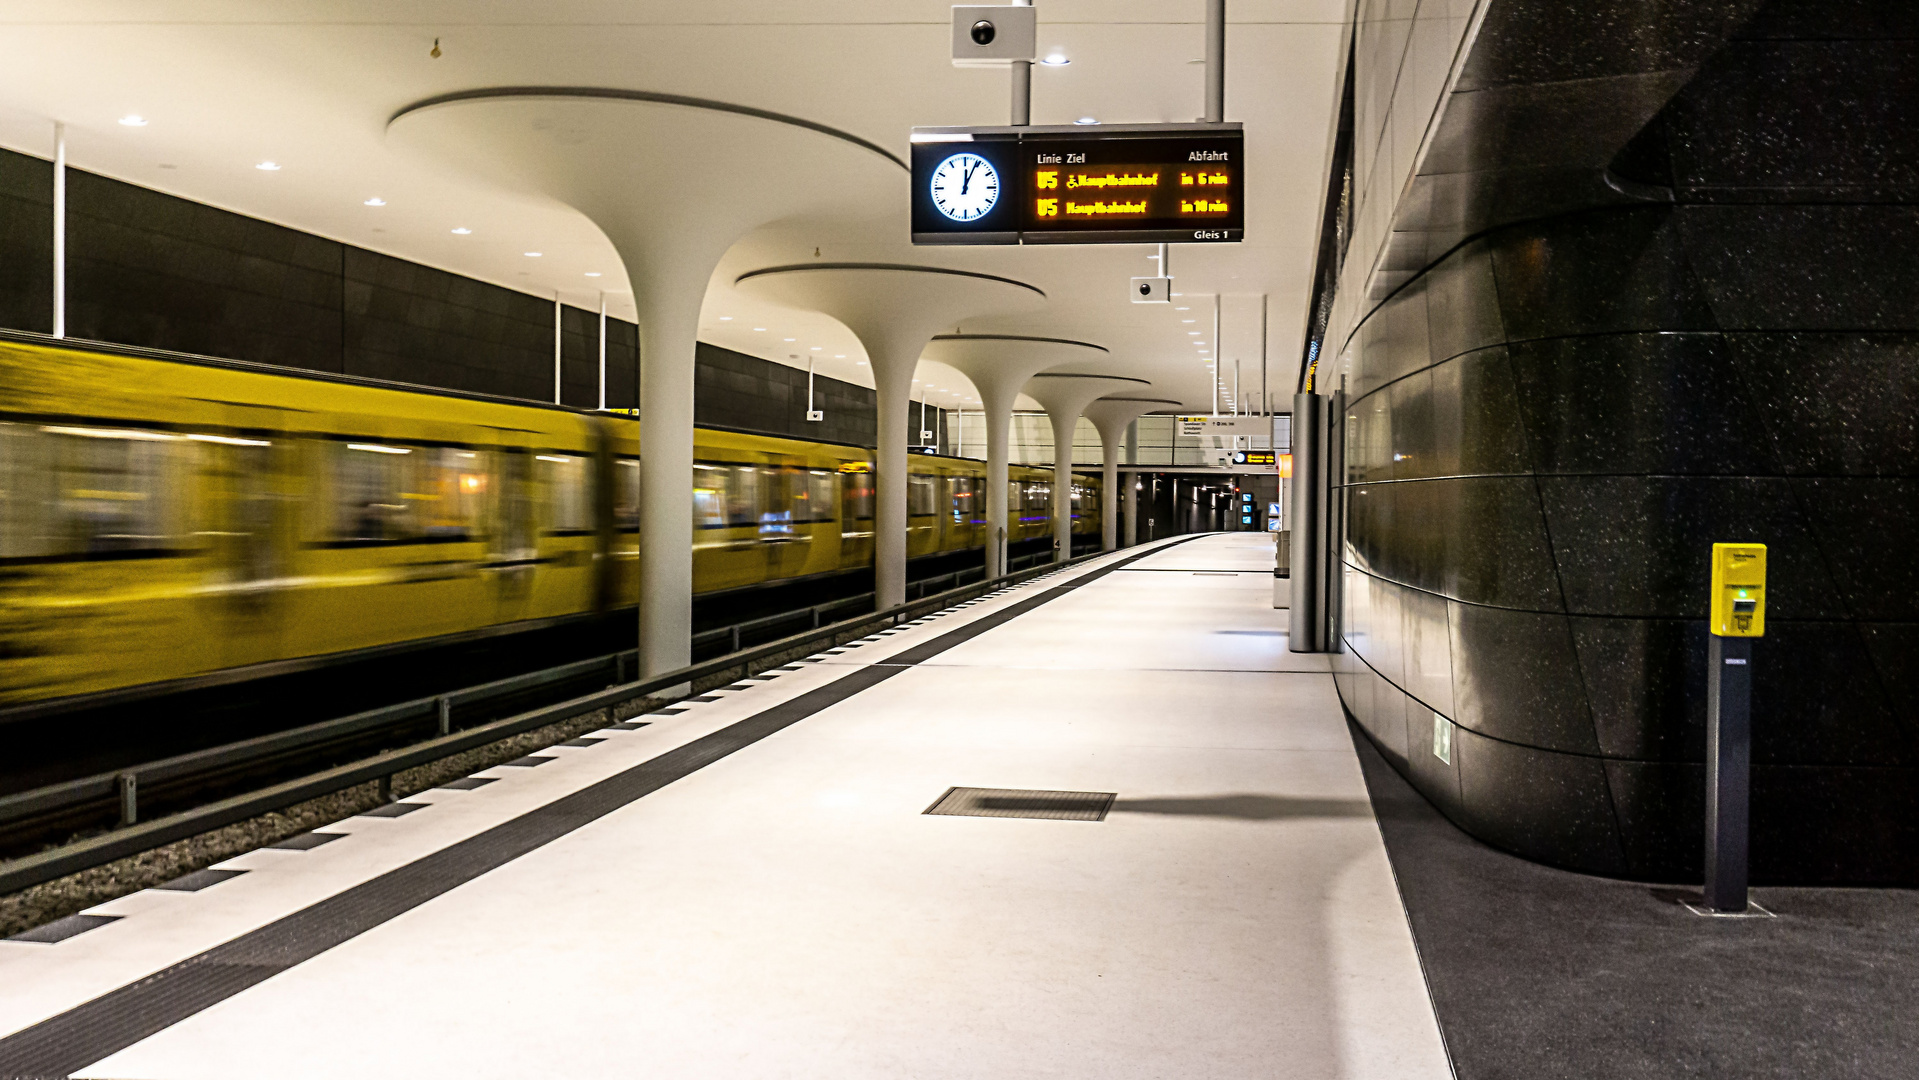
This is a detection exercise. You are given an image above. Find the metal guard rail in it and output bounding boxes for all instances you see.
[0,549,1106,895]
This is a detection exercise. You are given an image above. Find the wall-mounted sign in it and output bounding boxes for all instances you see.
[1232,450,1276,466]
[911,123,1245,245]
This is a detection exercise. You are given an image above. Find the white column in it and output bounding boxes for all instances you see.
[52,121,65,339]
[552,295,563,404]
[1049,412,1074,562]
[872,361,912,609]
[1100,429,1120,552]
[633,271,706,679]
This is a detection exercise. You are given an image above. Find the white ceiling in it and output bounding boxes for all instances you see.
[0,0,1347,414]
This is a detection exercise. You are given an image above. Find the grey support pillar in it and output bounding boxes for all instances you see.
[870,361,913,607]
[1288,392,1332,653]
[1123,471,1139,547]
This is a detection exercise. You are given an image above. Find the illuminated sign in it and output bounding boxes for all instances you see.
[911,123,1244,245]
[1232,450,1276,466]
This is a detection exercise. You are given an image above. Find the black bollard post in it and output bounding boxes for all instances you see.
[1696,542,1767,917]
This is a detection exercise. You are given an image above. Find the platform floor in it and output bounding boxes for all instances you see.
[0,533,1450,1080]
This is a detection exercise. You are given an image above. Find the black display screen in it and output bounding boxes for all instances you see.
[911,123,1244,246]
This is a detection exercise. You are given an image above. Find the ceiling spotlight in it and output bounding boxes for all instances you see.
[717,315,732,320]
[783,337,797,342]
[810,346,822,351]
[1175,306,1190,311]
[1041,52,1070,66]
[1074,117,1100,125]
[451,227,472,235]
[363,197,386,207]
[255,161,281,171]
[753,327,767,332]
[585,271,603,278]
[118,115,147,127]
[1187,331,1201,336]
[835,354,846,359]
[523,252,542,257]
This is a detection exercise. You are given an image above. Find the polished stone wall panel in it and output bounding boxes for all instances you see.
[1729,332,1919,477]
[1447,600,1598,753]
[1792,478,1919,622]
[1422,238,1506,362]
[1401,584,1456,717]
[1679,206,1919,330]
[1488,208,1719,341]
[1570,616,1705,760]
[1535,475,1844,619]
[1507,332,1780,476]
[1452,727,1627,875]
[1425,345,1532,478]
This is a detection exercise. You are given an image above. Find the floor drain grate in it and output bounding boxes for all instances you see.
[923,786,1115,821]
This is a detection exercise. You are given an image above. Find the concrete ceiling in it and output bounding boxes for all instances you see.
[0,0,1348,414]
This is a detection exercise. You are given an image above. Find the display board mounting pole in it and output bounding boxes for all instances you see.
[1011,0,1033,125]
[1212,295,1221,415]
[1259,293,1268,416]
[552,294,563,404]
[596,292,607,411]
[1205,0,1226,123]
[52,121,65,339]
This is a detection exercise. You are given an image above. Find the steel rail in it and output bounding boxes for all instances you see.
[0,549,1107,896]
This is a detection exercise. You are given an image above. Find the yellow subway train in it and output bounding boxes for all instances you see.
[0,334,1099,712]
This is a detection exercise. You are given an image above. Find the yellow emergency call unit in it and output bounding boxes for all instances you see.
[1710,543,1767,637]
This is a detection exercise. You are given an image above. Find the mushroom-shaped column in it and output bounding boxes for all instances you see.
[1083,397,1181,551]
[389,90,901,680]
[1022,374,1151,562]
[735,265,1044,608]
[921,334,1108,578]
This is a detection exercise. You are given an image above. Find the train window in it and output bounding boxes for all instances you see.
[423,449,485,539]
[806,470,836,523]
[841,470,874,521]
[613,457,640,531]
[1022,481,1051,522]
[0,423,183,559]
[944,477,974,525]
[693,464,727,529]
[727,466,760,528]
[335,441,420,542]
[908,474,937,516]
[538,453,591,533]
[1007,480,1021,512]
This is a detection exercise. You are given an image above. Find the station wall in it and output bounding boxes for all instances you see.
[1327,0,1919,883]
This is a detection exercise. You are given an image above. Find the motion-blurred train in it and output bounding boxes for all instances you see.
[0,334,1099,712]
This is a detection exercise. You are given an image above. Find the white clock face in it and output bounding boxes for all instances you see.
[930,153,999,222]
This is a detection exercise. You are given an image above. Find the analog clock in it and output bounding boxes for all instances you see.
[930,152,999,222]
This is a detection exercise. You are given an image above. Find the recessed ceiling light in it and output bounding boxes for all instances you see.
[1041,52,1070,66]
[451,227,471,235]
[118,115,147,127]
[364,197,386,207]
[1182,319,1196,323]
[524,252,542,257]
[810,346,822,351]
[585,271,602,278]
[717,315,732,320]
[1074,117,1100,126]
[753,327,767,332]
[783,337,796,342]
[1175,306,1190,311]
[835,354,846,359]
[255,161,281,171]
[1187,331,1201,336]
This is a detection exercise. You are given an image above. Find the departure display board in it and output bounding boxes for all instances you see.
[911,123,1244,246]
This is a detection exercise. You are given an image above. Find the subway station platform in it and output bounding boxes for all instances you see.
[0,533,1449,1079]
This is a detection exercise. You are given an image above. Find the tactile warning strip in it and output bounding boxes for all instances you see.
[0,535,1207,1078]
[923,787,1116,821]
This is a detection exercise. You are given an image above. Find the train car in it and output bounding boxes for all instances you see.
[0,334,1101,712]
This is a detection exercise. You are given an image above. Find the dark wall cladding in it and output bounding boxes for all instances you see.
[1332,0,1919,884]
[0,147,897,447]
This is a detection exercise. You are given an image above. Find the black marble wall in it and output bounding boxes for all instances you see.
[1332,0,1919,883]
[0,148,900,447]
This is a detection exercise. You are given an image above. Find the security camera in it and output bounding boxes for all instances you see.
[952,5,1035,66]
